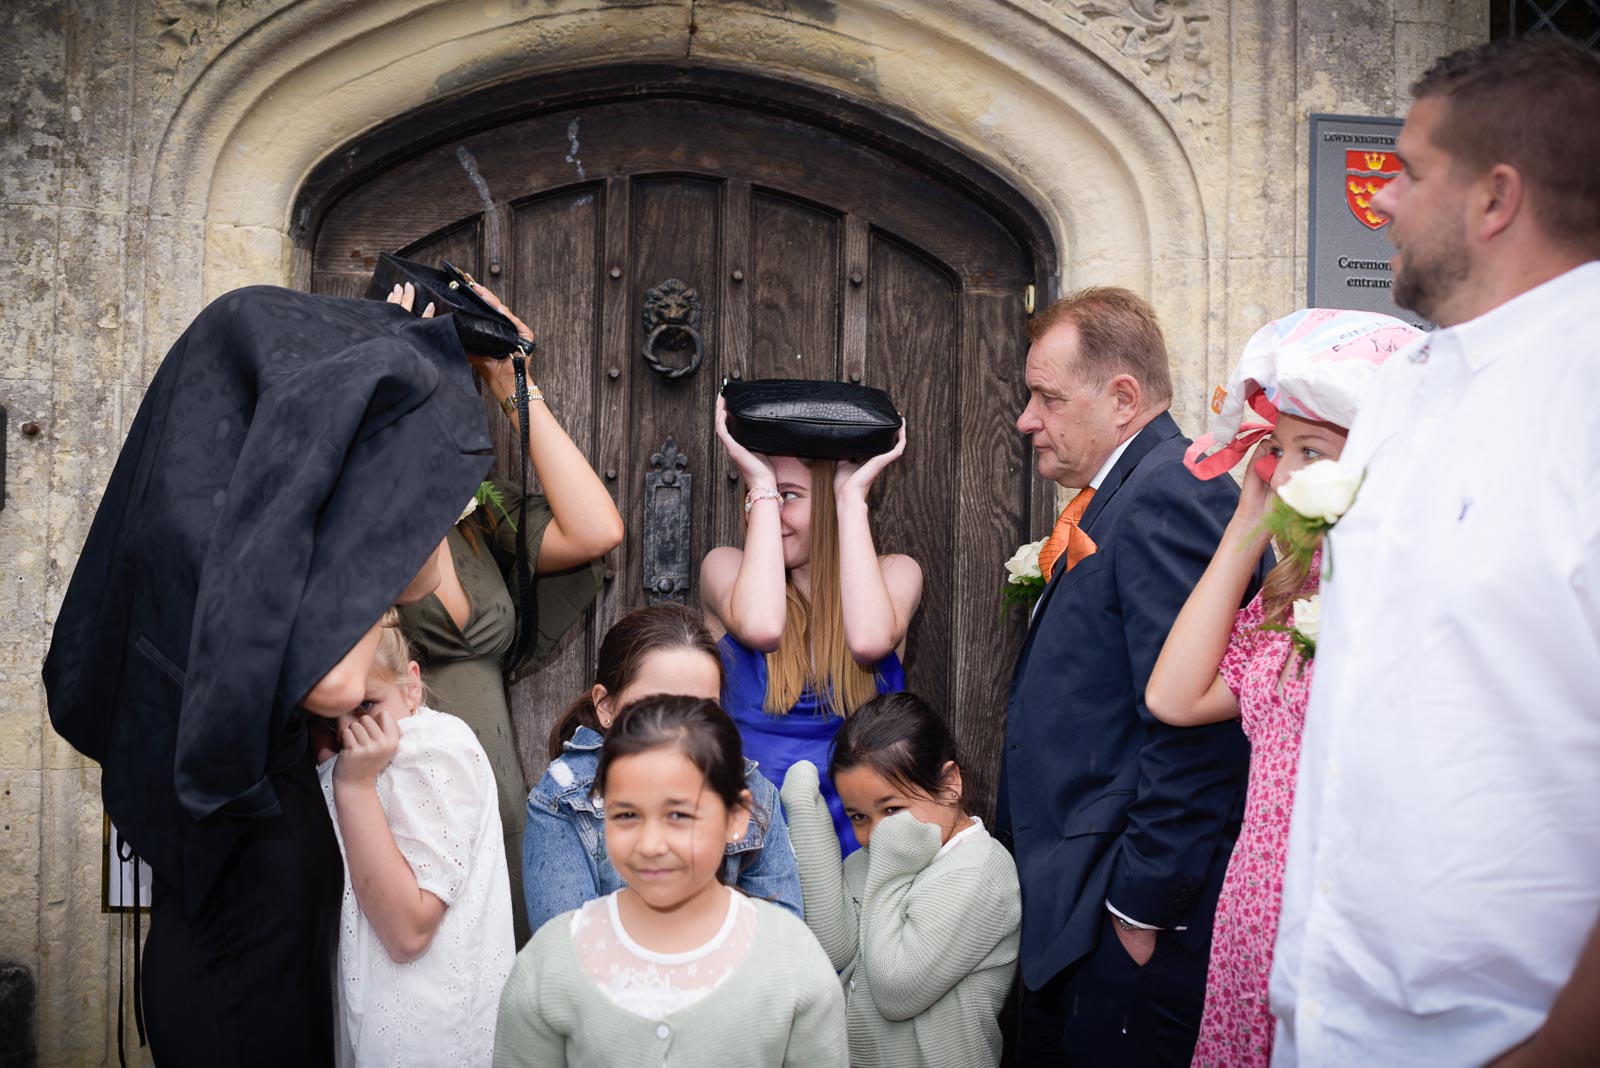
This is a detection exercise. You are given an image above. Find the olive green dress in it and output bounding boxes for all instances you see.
[397,482,603,946]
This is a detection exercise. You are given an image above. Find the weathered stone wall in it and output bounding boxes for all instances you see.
[0,1,1484,1060]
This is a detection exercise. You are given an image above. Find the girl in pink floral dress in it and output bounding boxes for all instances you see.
[1145,308,1420,1067]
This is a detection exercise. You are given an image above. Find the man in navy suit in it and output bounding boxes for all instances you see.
[998,288,1264,1065]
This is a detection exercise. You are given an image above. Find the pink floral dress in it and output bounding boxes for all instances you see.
[1191,555,1320,1068]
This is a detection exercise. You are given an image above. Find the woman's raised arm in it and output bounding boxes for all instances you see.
[1146,443,1274,727]
[833,424,921,664]
[462,281,624,572]
[701,396,788,650]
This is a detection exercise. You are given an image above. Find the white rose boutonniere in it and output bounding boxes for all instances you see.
[1262,593,1320,671]
[1291,595,1319,643]
[1001,537,1047,614]
[1005,538,1044,586]
[1260,459,1363,575]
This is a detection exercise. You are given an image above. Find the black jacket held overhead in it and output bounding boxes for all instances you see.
[44,286,492,913]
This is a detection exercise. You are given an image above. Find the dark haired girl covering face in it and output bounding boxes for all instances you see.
[780,692,1021,1068]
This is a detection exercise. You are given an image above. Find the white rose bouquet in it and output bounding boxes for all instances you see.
[1001,537,1047,613]
[1259,459,1363,574]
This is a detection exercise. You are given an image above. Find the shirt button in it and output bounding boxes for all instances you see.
[656,1023,670,1040]
[848,980,855,992]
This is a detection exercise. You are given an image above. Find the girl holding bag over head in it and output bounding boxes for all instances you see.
[1145,309,1422,1068]
[701,390,922,859]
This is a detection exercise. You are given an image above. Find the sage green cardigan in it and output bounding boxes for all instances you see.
[493,895,847,1067]
[779,760,1022,1068]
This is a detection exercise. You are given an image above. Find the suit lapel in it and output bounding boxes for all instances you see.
[1016,411,1184,654]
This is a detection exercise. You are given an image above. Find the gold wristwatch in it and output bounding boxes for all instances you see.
[501,387,543,417]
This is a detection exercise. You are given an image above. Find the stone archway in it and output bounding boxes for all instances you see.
[136,0,1221,403]
[291,64,1060,810]
[123,0,1229,808]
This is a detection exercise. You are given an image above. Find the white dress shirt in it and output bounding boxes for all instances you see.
[1269,262,1600,1066]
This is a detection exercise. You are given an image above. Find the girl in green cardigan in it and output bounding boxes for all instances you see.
[780,692,1021,1068]
[494,696,845,1068]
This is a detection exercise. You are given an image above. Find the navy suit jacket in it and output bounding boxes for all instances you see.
[997,411,1264,990]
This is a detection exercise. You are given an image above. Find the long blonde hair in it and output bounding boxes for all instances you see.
[763,459,881,718]
[1261,538,1320,626]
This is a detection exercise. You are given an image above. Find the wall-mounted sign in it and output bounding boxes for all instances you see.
[1308,113,1429,330]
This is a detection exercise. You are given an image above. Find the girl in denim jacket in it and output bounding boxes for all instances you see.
[522,604,802,934]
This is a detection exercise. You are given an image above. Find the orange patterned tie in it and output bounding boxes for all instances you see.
[1039,488,1097,584]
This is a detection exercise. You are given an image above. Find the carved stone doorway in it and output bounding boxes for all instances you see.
[296,67,1057,815]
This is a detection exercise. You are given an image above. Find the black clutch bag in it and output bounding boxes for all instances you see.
[722,379,902,460]
[364,252,528,358]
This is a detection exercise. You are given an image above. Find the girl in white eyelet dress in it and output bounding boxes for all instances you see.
[311,611,514,1068]
[494,696,845,1068]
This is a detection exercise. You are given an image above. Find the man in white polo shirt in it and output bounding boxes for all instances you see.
[1269,35,1600,1068]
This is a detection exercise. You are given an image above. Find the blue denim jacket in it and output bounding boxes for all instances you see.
[523,726,803,934]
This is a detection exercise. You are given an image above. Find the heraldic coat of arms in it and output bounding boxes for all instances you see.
[1345,150,1401,230]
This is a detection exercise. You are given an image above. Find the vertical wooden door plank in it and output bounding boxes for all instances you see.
[749,192,840,380]
[866,235,958,716]
[839,214,869,383]
[950,289,1031,819]
[629,177,722,614]
[711,180,754,559]
[505,186,603,777]
[592,176,635,648]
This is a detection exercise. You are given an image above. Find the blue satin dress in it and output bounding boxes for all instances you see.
[719,634,906,857]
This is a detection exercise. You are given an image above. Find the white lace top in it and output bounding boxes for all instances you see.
[572,887,757,1019]
[318,706,515,1068]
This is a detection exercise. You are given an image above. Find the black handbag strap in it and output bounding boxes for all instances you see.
[509,340,539,674]
[116,837,147,1066]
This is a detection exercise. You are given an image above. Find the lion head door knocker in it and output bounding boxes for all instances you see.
[640,279,704,380]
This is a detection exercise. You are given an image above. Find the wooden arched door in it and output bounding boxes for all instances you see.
[299,71,1053,814]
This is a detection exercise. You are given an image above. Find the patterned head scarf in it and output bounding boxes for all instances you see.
[1184,308,1425,479]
